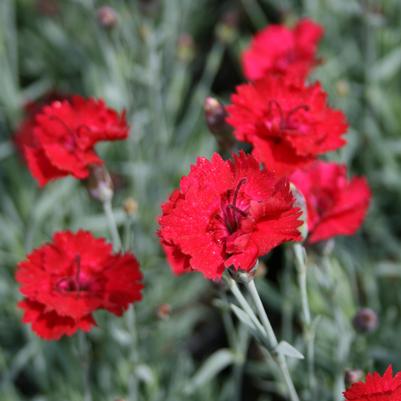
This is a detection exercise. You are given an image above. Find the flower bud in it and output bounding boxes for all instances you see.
[123,198,138,216]
[96,6,118,29]
[204,97,235,152]
[336,80,350,97]
[344,369,364,387]
[87,165,114,203]
[216,10,239,44]
[157,303,171,320]
[352,308,378,334]
[177,33,195,63]
[204,97,227,134]
[290,183,308,241]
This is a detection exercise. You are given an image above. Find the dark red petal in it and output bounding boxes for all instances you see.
[24,146,67,186]
[101,253,143,316]
[19,299,95,340]
[161,240,192,275]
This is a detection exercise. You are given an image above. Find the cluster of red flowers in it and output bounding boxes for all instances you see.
[229,18,370,246]
[158,17,371,280]
[14,95,142,340]
[13,17,371,341]
[344,365,401,401]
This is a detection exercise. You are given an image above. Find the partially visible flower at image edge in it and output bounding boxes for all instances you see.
[19,95,129,187]
[344,365,401,401]
[242,18,324,81]
[226,75,348,176]
[16,230,143,340]
[290,160,371,244]
[158,152,302,280]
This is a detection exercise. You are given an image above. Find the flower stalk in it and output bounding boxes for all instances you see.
[103,199,122,251]
[245,279,300,401]
[105,195,141,401]
[226,274,300,401]
[293,243,316,398]
[78,332,93,401]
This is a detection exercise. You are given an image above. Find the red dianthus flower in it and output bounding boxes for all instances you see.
[16,230,143,340]
[21,96,128,186]
[290,161,371,244]
[242,18,324,81]
[344,365,401,401]
[227,75,348,175]
[158,152,302,280]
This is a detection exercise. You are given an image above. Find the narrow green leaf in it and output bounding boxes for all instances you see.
[184,349,235,394]
[275,341,304,360]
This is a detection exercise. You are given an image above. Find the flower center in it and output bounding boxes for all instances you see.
[48,116,91,152]
[220,178,248,234]
[56,255,91,293]
[264,100,310,133]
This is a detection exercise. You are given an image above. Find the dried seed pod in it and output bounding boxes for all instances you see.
[177,33,195,63]
[157,304,171,320]
[123,198,138,216]
[336,80,350,97]
[216,9,239,44]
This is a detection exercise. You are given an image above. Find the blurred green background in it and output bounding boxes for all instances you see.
[0,0,401,400]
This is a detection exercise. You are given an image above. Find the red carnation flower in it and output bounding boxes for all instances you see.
[290,161,371,244]
[158,152,302,280]
[242,18,323,81]
[226,75,348,175]
[21,96,128,186]
[16,230,143,340]
[344,365,401,401]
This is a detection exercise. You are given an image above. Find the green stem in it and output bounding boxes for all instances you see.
[226,276,266,336]
[78,332,93,401]
[294,243,316,398]
[232,324,250,401]
[102,199,122,251]
[322,255,352,401]
[123,212,135,252]
[294,245,311,324]
[126,306,139,400]
[239,0,268,29]
[220,285,250,401]
[103,200,139,399]
[246,279,300,401]
[220,287,237,348]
